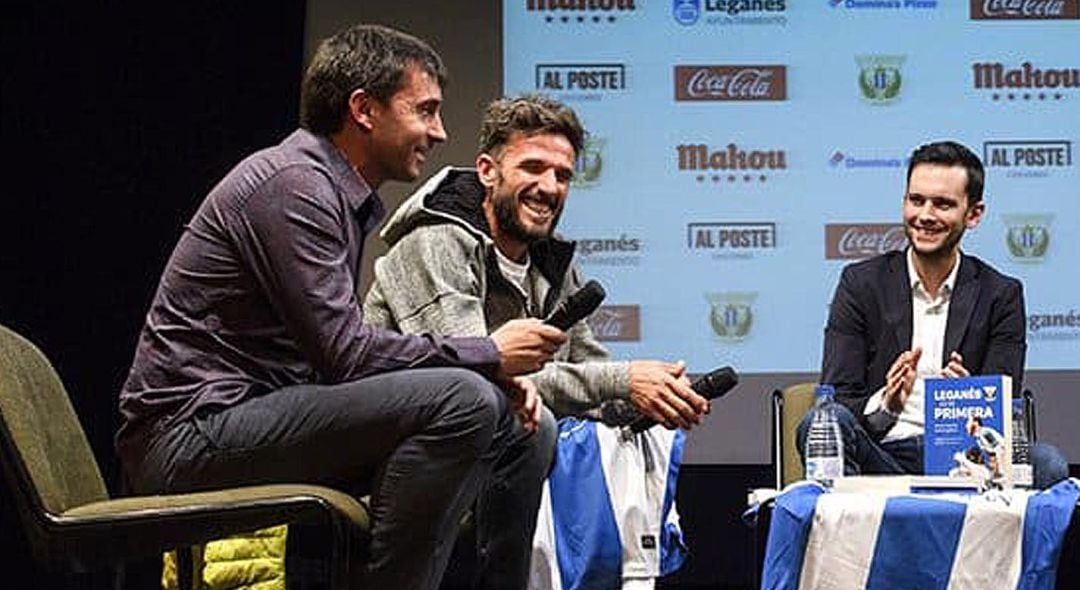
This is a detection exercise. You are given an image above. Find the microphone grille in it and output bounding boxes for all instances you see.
[574,280,606,306]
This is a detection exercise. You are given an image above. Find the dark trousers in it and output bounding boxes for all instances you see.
[796,403,1069,489]
[127,367,557,590]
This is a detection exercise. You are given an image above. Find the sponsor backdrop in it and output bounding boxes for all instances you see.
[505,1,1079,379]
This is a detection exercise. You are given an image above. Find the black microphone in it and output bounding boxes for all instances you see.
[629,366,739,433]
[544,280,606,331]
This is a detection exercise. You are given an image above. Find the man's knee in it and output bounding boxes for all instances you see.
[1031,441,1069,490]
[498,405,557,474]
[795,411,813,457]
[796,403,858,456]
[441,368,506,413]
[433,369,510,450]
[531,406,557,470]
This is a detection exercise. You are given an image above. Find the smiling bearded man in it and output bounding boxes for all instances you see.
[364,94,709,589]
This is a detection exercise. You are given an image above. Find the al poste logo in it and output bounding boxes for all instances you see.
[984,140,1072,176]
[535,63,627,98]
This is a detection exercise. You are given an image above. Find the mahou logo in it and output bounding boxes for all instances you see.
[971,0,1079,19]
[677,143,787,184]
[586,305,641,342]
[974,61,1080,88]
[527,0,636,22]
[825,223,906,260]
[674,65,787,101]
[528,0,635,8]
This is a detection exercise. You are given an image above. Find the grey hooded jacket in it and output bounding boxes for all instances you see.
[363,166,631,415]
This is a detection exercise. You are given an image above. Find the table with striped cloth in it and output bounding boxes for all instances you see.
[760,478,1080,590]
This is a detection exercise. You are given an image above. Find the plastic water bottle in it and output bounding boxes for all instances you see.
[804,384,844,487]
[1011,398,1033,488]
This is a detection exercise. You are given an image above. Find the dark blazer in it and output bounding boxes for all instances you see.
[822,250,1026,440]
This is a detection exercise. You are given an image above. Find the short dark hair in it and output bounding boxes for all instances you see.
[906,140,985,205]
[300,24,447,135]
[478,94,585,158]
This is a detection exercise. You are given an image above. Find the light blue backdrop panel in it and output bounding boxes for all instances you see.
[504,1,1079,374]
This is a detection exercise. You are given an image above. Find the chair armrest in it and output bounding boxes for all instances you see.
[41,484,369,569]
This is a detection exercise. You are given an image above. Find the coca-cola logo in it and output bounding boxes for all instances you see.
[674,65,787,101]
[971,0,1079,19]
[586,305,641,341]
[825,224,907,260]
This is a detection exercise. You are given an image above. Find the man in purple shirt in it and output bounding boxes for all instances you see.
[116,24,566,590]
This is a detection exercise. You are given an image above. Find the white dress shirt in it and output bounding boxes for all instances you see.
[864,247,961,443]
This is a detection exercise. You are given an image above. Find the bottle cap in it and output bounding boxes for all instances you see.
[815,384,836,397]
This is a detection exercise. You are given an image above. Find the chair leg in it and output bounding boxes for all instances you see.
[327,519,351,590]
[176,547,193,590]
[111,554,163,590]
[175,545,204,590]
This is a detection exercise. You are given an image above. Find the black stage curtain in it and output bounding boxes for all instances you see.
[1,2,306,585]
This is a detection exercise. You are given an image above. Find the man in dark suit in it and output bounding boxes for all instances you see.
[800,140,1068,488]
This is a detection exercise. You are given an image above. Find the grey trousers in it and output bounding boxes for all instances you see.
[128,367,557,590]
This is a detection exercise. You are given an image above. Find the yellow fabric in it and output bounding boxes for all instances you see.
[163,525,287,590]
[162,548,179,590]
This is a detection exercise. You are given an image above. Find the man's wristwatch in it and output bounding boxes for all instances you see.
[881,403,901,419]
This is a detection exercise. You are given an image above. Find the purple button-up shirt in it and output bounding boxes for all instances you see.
[117,129,498,460]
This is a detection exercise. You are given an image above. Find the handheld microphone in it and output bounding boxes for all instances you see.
[629,366,739,433]
[544,280,606,331]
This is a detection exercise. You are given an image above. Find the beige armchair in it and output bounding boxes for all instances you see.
[0,323,370,588]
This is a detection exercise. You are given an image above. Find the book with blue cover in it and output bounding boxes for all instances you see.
[923,375,1014,488]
